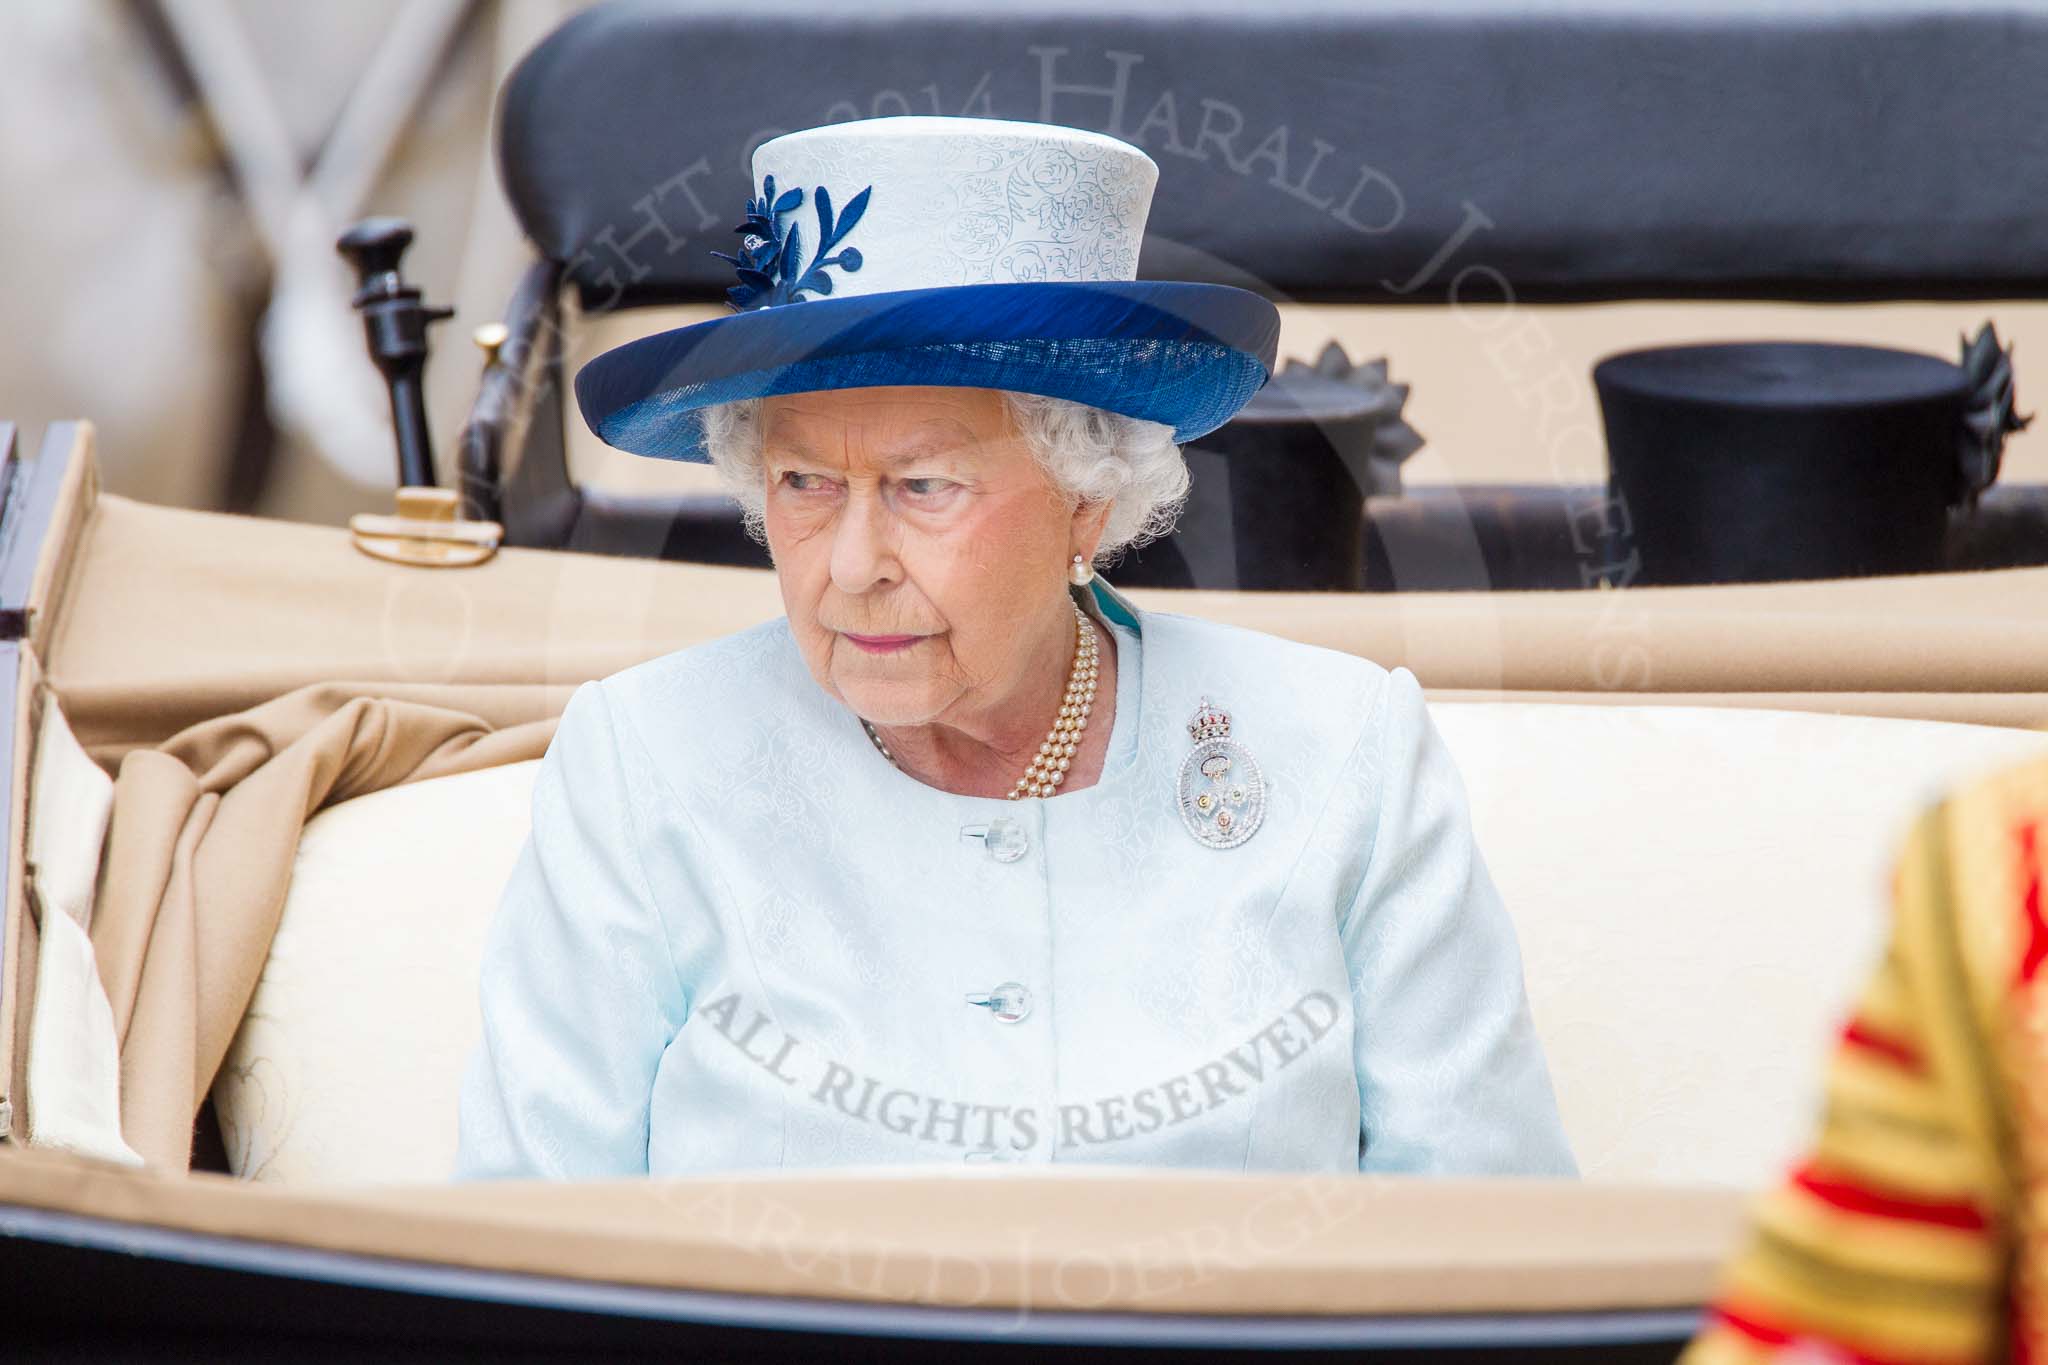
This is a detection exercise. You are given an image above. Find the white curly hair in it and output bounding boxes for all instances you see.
[696,390,1189,564]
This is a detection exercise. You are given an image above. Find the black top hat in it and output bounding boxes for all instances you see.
[1112,343,1423,590]
[1592,325,2028,586]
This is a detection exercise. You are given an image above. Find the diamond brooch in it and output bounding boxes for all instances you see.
[1175,697,1265,849]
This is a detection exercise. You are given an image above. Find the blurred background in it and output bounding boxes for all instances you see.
[0,0,570,523]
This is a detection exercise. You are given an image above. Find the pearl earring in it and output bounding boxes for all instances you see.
[1069,554,1095,586]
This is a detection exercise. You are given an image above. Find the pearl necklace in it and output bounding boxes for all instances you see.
[862,602,1100,800]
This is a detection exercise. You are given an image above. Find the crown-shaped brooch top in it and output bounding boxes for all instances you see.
[1188,698,1232,743]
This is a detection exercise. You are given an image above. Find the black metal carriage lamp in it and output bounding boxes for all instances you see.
[337,216,505,568]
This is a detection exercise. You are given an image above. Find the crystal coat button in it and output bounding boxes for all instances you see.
[983,817,1028,863]
[963,817,1028,863]
[965,981,1031,1023]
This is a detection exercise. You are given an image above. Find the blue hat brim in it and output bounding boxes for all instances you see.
[573,280,1281,463]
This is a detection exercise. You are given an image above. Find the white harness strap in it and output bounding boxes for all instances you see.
[155,0,478,485]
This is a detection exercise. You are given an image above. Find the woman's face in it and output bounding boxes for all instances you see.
[760,386,1107,729]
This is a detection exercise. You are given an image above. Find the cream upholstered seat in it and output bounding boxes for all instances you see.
[1437,705,2048,1186]
[211,760,539,1185]
[209,703,2048,1188]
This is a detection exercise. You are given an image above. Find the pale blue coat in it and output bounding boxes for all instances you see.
[454,580,1575,1179]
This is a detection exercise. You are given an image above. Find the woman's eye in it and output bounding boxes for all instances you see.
[780,471,827,492]
[901,477,954,497]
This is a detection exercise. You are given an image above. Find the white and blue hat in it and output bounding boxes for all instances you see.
[574,115,1282,463]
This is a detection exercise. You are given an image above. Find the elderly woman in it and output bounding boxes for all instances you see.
[455,116,1574,1178]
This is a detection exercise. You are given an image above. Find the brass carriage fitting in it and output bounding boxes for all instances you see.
[349,485,502,568]
[472,322,510,371]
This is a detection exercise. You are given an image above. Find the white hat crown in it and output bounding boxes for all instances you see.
[723,116,1159,307]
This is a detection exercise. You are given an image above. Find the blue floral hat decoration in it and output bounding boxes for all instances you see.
[573,115,1282,463]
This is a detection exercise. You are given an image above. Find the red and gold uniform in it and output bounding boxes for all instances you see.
[1686,755,2048,1363]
